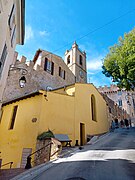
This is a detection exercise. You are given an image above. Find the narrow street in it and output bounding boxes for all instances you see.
[34,128,135,180]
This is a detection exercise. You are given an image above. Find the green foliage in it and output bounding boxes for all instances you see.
[37,130,54,141]
[102,28,135,90]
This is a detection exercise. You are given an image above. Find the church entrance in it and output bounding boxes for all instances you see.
[80,123,85,146]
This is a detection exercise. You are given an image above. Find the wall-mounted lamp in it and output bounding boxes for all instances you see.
[44,86,52,100]
[9,64,28,88]
[19,76,27,88]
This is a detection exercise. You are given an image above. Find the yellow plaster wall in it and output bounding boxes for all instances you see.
[0,95,42,168]
[38,92,75,144]
[74,83,109,144]
[52,85,75,96]
[0,83,109,168]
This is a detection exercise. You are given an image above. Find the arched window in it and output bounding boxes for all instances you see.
[91,95,96,121]
[67,55,70,64]
[79,55,83,65]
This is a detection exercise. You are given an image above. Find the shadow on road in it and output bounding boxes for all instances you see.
[36,159,135,180]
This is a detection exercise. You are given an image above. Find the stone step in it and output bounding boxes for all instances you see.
[0,168,26,180]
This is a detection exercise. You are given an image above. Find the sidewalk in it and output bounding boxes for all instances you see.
[11,147,78,180]
[0,168,26,180]
[11,133,109,180]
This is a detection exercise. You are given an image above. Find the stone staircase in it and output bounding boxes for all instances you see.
[0,168,26,180]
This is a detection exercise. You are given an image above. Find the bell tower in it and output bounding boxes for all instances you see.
[65,42,87,83]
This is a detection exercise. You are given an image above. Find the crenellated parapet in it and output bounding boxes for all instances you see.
[98,84,135,120]
[3,50,76,102]
[98,84,120,94]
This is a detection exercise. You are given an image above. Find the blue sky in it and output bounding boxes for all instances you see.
[16,0,135,87]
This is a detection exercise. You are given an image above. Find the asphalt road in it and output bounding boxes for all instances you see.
[34,128,135,180]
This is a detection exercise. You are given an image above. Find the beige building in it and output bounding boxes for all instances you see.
[3,42,87,101]
[65,41,87,83]
[0,0,25,108]
[98,85,135,121]
[101,92,130,127]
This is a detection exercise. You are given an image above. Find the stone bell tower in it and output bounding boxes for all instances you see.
[65,42,87,83]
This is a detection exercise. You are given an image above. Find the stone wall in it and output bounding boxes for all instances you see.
[3,51,76,101]
[101,93,130,127]
[98,85,135,119]
[34,138,61,166]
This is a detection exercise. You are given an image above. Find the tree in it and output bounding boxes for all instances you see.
[102,28,135,90]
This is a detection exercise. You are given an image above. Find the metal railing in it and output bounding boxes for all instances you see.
[1,162,13,169]
[25,142,52,169]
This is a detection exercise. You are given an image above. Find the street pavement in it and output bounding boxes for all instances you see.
[33,127,135,180]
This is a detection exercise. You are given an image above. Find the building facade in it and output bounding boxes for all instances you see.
[98,85,135,121]
[101,93,130,127]
[0,83,109,168]
[3,42,87,102]
[65,41,87,83]
[0,0,25,109]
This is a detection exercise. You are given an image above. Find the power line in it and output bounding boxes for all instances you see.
[44,8,135,56]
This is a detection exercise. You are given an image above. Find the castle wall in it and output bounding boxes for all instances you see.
[98,85,135,120]
[3,51,75,101]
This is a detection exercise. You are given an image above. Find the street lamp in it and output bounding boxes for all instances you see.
[9,64,28,88]
[19,76,27,88]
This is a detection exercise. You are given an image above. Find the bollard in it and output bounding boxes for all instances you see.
[25,156,32,169]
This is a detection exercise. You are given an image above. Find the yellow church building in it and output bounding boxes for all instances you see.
[0,83,109,168]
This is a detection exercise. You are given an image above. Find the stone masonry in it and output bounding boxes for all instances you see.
[3,50,76,101]
[98,85,135,120]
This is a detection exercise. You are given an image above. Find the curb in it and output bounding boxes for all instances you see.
[11,147,78,180]
[11,134,109,180]
[11,162,53,180]
[87,132,110,145]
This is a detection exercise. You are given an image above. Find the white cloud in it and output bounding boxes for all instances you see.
[88,71,112,87]
[78,42,106,71]
[25,25,34,43]
[87,72,95,75]
[88,76,101,87]
[87,57,103,71]
[39,30,49,36]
